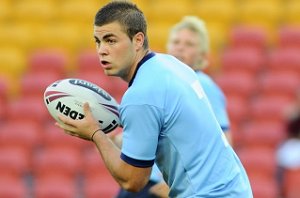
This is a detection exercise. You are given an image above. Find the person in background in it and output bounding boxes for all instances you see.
[149,16,233,197]
[56,1,252,197]
[167,16,231,143]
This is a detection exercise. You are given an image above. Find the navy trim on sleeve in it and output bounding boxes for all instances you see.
[121,153,155,168]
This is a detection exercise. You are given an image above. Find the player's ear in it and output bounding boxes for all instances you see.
[196,52,209,70]
[133,32,145,49]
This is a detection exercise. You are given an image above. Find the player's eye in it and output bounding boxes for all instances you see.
[172,40,180,45]
[94,38,100,45]
[106,38,116,45]
[186,42,195,47]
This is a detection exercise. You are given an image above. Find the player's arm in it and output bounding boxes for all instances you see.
[92,128,152,192]
[110,132,123,148]
[56,103,151,192]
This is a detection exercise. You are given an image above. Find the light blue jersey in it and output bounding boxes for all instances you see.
[196,71,230,132]
[119,53,252,197]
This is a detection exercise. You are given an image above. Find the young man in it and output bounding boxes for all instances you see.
[118,16,233,198]
[56,1,253,197]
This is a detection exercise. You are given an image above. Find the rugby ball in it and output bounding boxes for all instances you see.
[44,78,120,134]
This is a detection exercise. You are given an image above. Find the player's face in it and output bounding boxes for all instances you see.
[94,22,137,81]
[167,28,203,69]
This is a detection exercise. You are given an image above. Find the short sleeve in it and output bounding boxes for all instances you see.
[120,104,163,167]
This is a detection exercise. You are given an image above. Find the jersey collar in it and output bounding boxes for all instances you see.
[128,51,155,87]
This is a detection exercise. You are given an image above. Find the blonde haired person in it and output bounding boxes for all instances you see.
[168,16,210,70]
[167,16,231,142]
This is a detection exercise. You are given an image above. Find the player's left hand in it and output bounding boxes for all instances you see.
[55,102,102,141]
[149,181,170,198]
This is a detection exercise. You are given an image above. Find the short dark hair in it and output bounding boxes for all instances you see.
[94,1,149,49]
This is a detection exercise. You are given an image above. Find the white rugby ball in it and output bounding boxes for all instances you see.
[44,78,120,134]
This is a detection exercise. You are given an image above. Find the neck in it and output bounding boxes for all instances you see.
[126,48,150,82]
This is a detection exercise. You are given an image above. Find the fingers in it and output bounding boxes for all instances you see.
[53,102,97,141]
[83,102,92,116]
[64,130,79,137]
[82,102,98,125]
[55,114,77,132]
[55,122,88,140]
[64,128,92,141]
[57,113,76,127]
[55,121,75,132]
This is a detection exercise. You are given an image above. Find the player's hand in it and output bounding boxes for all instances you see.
[149,182,169,198]
[56,102,102,141]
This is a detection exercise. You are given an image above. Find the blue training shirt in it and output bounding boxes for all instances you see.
[119,52,252,198]
[195,71,230,132]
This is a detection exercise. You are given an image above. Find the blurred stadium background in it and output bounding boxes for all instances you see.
[1,0,300,197]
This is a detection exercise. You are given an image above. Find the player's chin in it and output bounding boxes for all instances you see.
[104,68,121,77]
[103,68,115,76]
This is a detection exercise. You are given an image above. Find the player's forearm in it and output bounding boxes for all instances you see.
[92,130,128,184]
[92,130,149,192]
[110,132,123,148]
